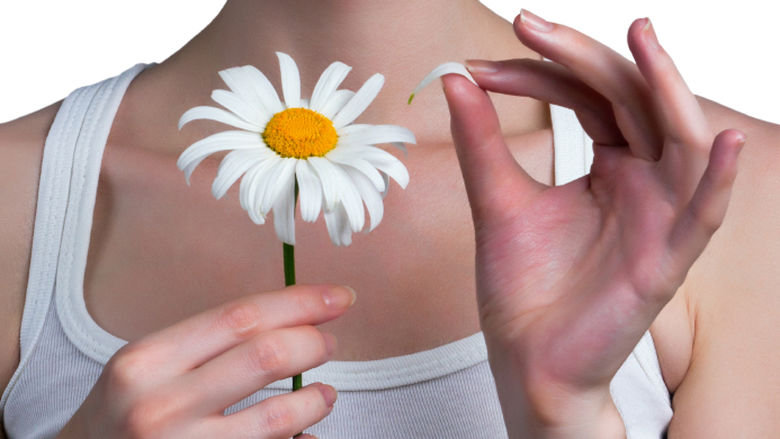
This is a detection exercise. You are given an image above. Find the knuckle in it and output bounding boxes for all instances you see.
[107,343,155,391]
[256,400,296,437]
[122,399,161,438]
[215,301,264,338]
[122,391,186,438]
[247,335,289,374]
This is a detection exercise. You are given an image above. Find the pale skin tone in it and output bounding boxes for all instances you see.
[1,0,779,438]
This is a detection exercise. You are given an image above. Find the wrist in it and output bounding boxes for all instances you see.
[522,395,625,439]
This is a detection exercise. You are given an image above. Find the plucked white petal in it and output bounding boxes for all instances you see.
[295,160,323,222]
[318,89,355,119]
[408,62,478,103]
[337,124,416,147]
[336,145,409,189]
[325,147,386,192]
[178,106,259,132]
[276,52,301,108]
[324,204,352,247]
[212,149,269,199]
[345,167,384,232]
[258,158,297,215]
[309,61,352,112]
[177,131,264,184]
[272,164,297,245]
[332,73,384,129]
[306,156,340,211]
[211,89,267,126]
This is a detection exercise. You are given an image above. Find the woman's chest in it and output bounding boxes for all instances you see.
[83,135,553,360]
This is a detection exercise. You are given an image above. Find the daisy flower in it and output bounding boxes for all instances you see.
[177,52,415,246]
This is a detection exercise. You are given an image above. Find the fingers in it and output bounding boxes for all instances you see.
[667,129,745,272]
[513,9,664,160]
[132,284,355,375]
[205,382,336,439]
[181,326,335,415]
[442,73,542,224]
[466,58,626,146]
[628,18,712,149]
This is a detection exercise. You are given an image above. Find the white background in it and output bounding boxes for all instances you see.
[1,1,777,124]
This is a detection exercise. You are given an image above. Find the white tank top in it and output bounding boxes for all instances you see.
[1,64,673,438]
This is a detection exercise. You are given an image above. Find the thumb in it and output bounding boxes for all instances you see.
[442,74,541,224]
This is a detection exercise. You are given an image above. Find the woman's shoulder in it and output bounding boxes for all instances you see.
[0,101,61,400]
[660,96,780,435]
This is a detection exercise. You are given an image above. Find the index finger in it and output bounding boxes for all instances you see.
[126,284,356,374]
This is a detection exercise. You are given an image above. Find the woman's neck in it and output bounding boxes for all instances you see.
[115,0,543,156]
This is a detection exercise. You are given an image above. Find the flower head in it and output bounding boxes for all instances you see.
[177,52,415,246]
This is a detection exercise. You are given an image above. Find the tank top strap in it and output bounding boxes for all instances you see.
[1,64,148,410]
[549,103,595,185]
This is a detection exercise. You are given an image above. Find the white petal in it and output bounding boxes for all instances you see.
[177,130,264,184]
[345,167,384,232]
[276,52,301,108]
[272,165,297,245]
[308,156,364,232]
[390,142,408,155]
[240,155,278,213]
[296,160,323,222]
[408,62,478,104]
[326,147,386,192]
[309,61,352,113]
[381,173,390,198]
[218,67,268,115]
[339,145,410,189]
[318,89,355,119]
[259,158,297,215]
[329,164,365,233]
[212,149,269,199]
[306,156,340,211]
[242,66,285,115]
[324,204,352,247]
[332,73,384,129]
[239,161,273,225]
[211,89,267,126]
[337,124,416,147]
[178,106,259,132]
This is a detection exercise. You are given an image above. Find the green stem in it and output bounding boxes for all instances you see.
[284,183,302,438]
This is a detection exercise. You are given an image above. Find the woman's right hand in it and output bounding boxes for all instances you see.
[56,284,356,439]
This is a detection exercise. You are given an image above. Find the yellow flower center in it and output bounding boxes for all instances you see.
[262,108,338,158]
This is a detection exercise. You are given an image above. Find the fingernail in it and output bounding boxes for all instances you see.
[322,332,338,357]
[465,59,499,74]
[520,9,553,33]
[642,18,660,50]
[323,286,356,309]
[735,131,747,148]
[317,383,338,408]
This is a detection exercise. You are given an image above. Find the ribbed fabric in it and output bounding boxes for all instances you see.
[1,64,672,438]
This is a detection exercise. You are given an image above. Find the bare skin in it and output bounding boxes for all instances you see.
[1,0,779,437]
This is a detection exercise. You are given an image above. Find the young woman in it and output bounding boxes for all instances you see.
[1,1,778,438]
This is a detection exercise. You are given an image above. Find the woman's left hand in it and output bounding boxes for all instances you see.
[442,10,745,438]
